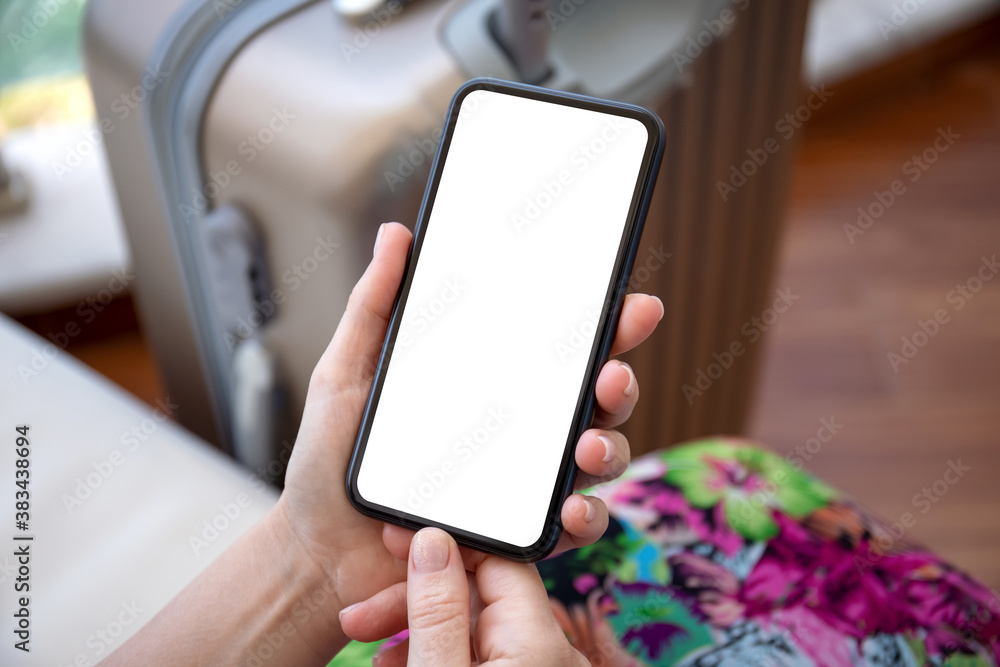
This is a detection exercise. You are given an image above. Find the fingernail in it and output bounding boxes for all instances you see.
[583,498,597,522]
[412,528,450,573]
[372,653,384,666]
[599,434,616,464]
[338,602,358,620]
[654,296,665,321]
[621,363,637,397]
[373,223,386,255]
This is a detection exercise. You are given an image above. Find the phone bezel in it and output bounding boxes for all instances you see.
[345,78,665,562]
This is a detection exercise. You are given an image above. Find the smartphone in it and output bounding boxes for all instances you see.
[346,78,664,561]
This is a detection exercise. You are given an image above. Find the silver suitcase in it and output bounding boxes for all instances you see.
[85,0,809,469]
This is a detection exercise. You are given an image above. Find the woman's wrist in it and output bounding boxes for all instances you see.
[102,499,350,665]
[254,501,351,664]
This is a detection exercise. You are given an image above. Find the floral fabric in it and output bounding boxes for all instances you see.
[331,438,1000,666]
[540,439,1000,666]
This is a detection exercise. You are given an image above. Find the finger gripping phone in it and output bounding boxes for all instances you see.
[347,78,664,562]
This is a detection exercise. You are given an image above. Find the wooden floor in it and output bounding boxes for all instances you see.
[748,29,1000,589]
[25,19,1000,589]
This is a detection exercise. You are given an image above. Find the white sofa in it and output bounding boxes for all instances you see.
[0,314,278,666]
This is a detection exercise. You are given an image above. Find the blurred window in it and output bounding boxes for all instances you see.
[0,0,93,132]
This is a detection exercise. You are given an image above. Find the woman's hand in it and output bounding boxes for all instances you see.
[340,528,589,666]
[276,222,663,648]
[105,221,662,666]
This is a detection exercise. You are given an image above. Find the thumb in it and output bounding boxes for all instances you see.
[406,528,470,667]
[310,221,412,399]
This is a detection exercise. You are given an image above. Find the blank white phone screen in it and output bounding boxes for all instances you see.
[357,89,650,548]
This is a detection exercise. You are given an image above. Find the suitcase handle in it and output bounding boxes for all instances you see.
[492,0,552,83]
[333,0,554,84]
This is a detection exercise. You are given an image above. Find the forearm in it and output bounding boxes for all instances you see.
[104,502,348,666]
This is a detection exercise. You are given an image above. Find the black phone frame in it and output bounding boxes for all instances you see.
[346,77,665,562]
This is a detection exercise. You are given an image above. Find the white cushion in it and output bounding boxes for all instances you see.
[0,124,131,316]
[0,313,277,665]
